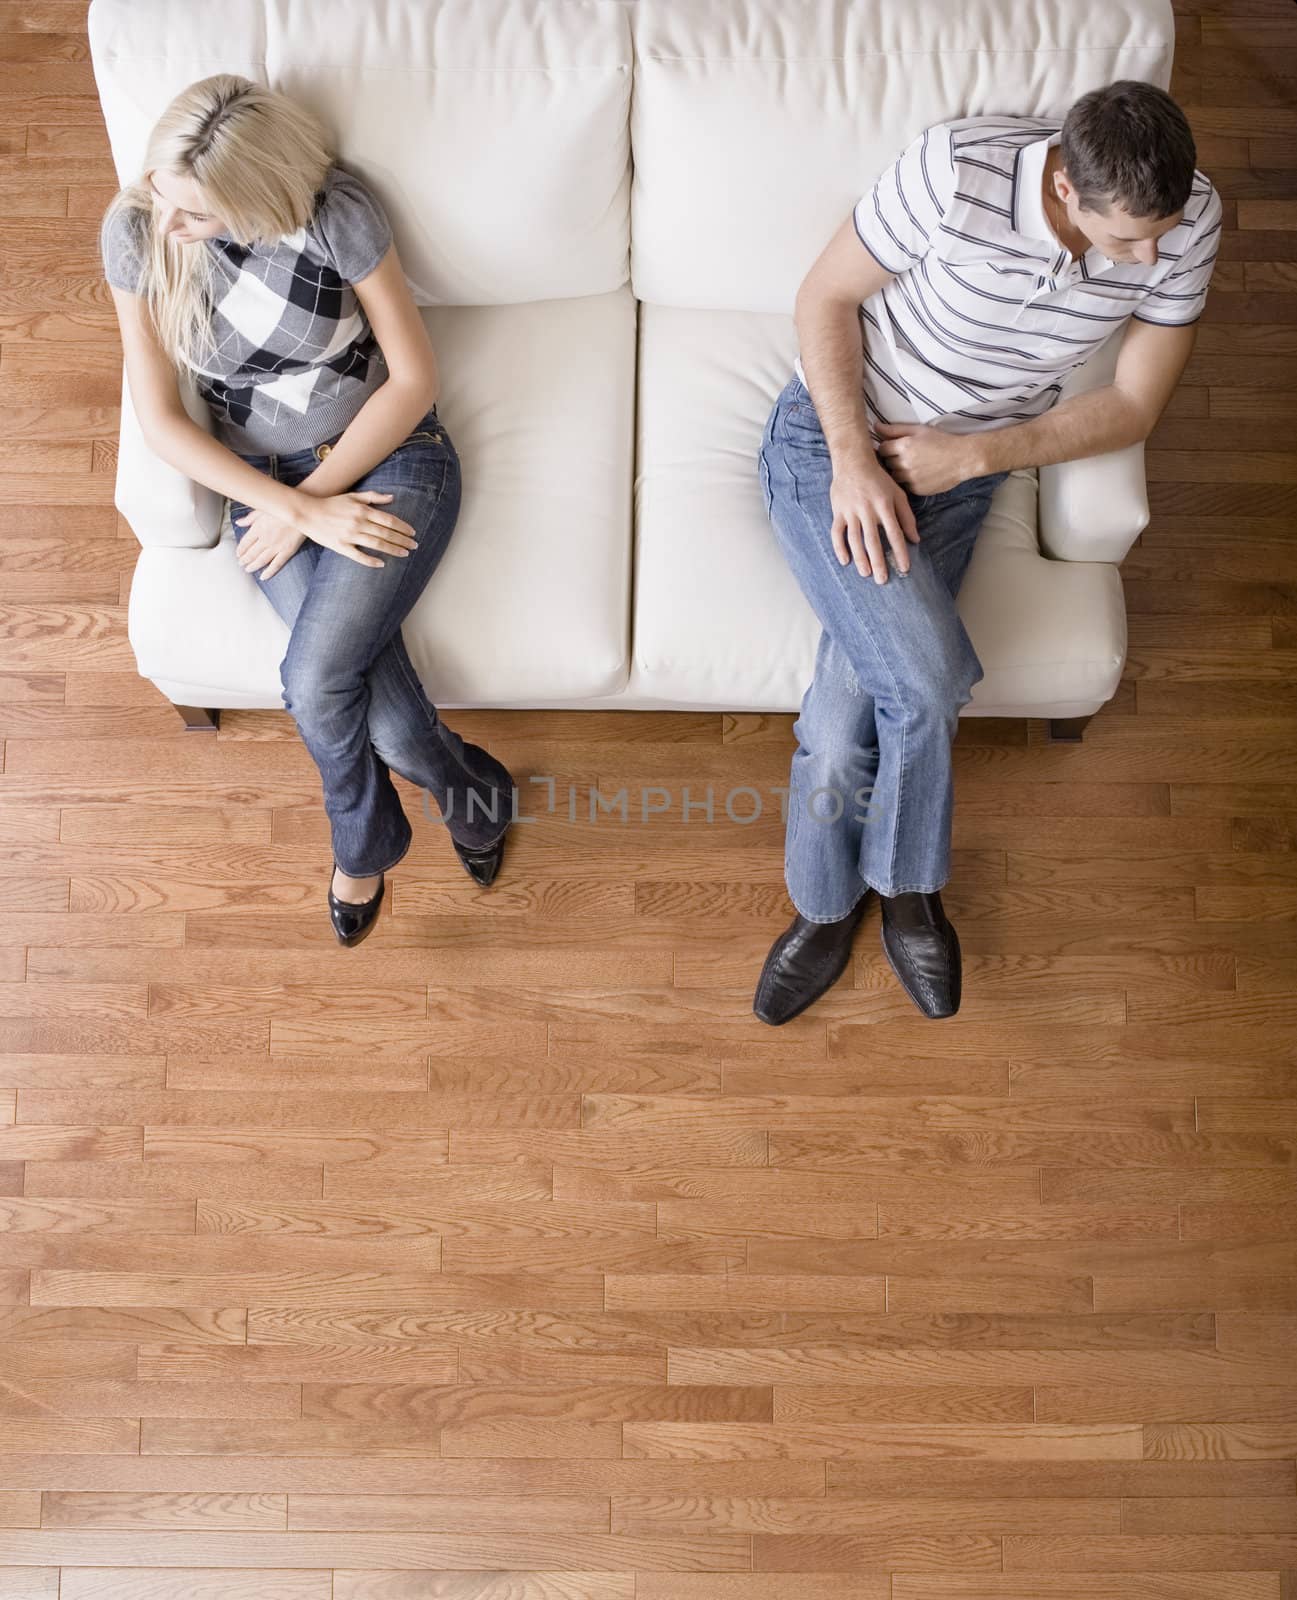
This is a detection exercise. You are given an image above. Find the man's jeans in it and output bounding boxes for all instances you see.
[759,372,1009,919]
[228,403,515,877]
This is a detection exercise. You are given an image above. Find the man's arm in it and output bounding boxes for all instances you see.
[791,217,920,582]
[968,317,1198,475]
[794,220,895,467]
[797,122,954,470]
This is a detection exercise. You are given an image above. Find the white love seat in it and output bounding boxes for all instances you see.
[88,0,1175,731]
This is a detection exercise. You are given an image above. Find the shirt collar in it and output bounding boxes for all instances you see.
[1013,130,1061,244]
[1013,128,1116,283]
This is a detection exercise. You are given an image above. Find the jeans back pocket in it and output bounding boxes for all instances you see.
[780,400,830,456]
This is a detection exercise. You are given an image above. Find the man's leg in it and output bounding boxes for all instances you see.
[756,373,1007,1019]
[784,626,879,923]
[784,475,1002,924]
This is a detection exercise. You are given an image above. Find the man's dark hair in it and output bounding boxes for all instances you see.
[1059,80,1197,220]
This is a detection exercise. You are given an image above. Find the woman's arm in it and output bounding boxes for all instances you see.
[109,237,438,522]
[287,242,440,501]
[109,282,312,525]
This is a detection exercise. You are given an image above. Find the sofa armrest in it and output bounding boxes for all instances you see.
[1035,326,1151,566]
[1037,440,1150,565]
[115,364,225,550]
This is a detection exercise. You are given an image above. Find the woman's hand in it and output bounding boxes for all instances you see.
[288,490,419,569]
[233,508,308,580]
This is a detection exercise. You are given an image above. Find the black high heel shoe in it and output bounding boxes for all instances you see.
[450,821,511,887]
[327,859,385,946]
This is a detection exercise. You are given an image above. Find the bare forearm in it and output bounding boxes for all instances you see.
[146,413,308,523]
[969,386,1147,475]
[288,379,438,499]
[147,379,437,526]
[794,297,880,469]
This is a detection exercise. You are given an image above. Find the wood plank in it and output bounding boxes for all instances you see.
[0,1531,754,1567]
[1143,1424,1297,1459]
[0,1575,57,1600]
[620,1424,1143,1460]
[1121,1496,1297,1532]
[333,1578,628,1600]
[823,1462,1295,1497]
[58,1577,330,1600]
[890,1580,1278,1600]
[1001,1533,1297,1569]
[41,1493,287,1530]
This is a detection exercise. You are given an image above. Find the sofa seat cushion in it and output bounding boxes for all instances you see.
[128,290,638,707]
[628,304,1126,714]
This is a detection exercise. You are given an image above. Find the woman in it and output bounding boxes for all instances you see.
[99,74,516,947]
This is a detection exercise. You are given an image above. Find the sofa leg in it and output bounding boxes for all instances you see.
[175,704,221,731]
[1048,714,1093,743]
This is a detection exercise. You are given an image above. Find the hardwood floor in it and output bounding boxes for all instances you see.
[1,1,1295,1596]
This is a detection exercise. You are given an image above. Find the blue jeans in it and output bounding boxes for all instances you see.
[759,372,1009,918]
[228,402,515,877]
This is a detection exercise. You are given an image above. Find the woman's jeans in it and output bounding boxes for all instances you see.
[228,402,515,877]
[759,372,1009,919]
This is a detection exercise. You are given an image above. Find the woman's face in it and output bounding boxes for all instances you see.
[147,168,228,243]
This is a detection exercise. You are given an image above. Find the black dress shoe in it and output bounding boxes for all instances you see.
[753,893,872,1026]
[879,889,961,1018]
[450,821,510,887]
[327,859,384,947]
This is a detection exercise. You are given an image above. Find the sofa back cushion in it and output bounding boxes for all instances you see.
[88,0,633,306]
[630,0,1177,312]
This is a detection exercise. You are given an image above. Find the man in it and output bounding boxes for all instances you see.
[753,80,1221,1025]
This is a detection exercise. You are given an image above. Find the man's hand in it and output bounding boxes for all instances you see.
[829,447,921,584]
[875,420,984,496]
[234,508,308,581]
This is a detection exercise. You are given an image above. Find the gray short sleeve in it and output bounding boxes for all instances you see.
[314,165,393,284]
[102,203,150,294]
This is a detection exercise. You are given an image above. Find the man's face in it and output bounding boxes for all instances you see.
[1052,163,1183,267]
[146,168,228,244]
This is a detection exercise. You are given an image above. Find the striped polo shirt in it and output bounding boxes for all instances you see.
[794,113,1222,440]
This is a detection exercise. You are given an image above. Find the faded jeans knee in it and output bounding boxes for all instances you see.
[279,655,362,748]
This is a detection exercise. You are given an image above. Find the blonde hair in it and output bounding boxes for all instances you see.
[99,74,334,374]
